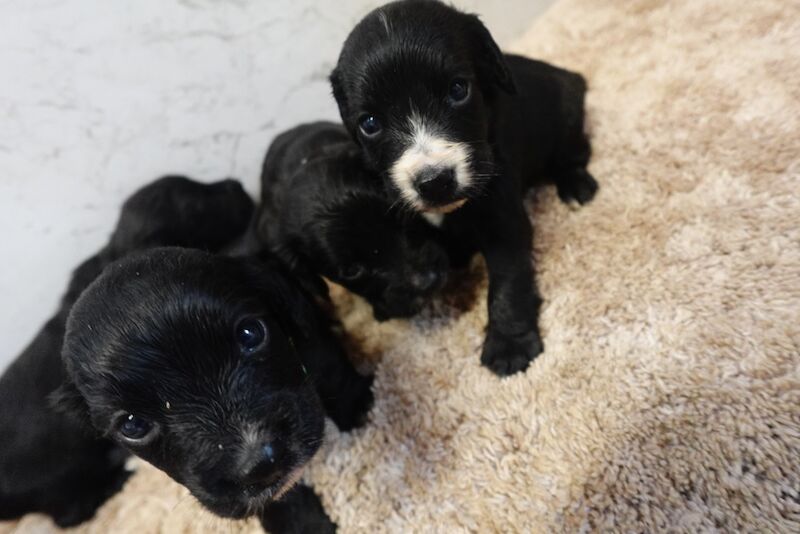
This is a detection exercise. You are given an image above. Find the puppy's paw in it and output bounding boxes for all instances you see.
[329,373,374,431]
[260,484,337,534]
[480,329,543,376]
[51,468,132,528]
[556,168,598,205]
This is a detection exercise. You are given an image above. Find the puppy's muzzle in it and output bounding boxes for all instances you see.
[240,441,287,497]
[415,167,457,205]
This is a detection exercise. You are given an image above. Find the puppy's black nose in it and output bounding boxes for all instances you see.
[410,271,439,292]
[242,442,283,493]
[414,167,457,204]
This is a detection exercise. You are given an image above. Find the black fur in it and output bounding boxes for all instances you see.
[256,121,449,321]
[330,0,598,375]
[261,484,336,534]
[0,176,254,526]
[59,246,372,532]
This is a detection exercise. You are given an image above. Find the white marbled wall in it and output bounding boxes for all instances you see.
[0,0,553,369]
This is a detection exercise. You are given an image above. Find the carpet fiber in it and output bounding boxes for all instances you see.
[3,0,799,531]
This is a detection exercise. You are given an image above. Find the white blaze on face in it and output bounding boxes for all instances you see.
[389,113,473,212]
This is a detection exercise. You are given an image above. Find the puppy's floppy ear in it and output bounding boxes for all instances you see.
[273,241,331,303]
[49,379,93,430]
[465,15,516,94]
[329,67,350,123]
[239,254,327,342]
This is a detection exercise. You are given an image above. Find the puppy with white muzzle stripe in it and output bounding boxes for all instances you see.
[331,0,598,375]
[389,113,472,215]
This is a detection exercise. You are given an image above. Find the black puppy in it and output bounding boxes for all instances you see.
[330,0,598,375]
[257,121,450,321]
[0,175,254,527]
[57,246,373,533]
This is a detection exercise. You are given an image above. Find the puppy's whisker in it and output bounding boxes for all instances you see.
[170,490,196,515]
[399,196,421,216]
[191,506,210,533]
[386,195,406,215]
[303,435,325,449]
[214,511,229,534]
[300,372,316,388]
[202,510,215,533]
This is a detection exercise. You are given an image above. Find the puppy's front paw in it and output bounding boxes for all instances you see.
[556,168,598,205]
[260,484,337,534]
[329,373,374,431]
[480,329,543,376]
[51,468,132,528]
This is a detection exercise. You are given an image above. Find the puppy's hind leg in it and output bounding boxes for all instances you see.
[260,484,336,534]
[552,131,598,206]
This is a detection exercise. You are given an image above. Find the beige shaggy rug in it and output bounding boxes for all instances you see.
[4,0,800,532]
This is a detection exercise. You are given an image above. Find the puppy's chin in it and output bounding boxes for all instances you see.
[265,465,305,501]
[242,465,307,512]
[424,198,467,214]
[199,465,308,519]
[399,191,468,215]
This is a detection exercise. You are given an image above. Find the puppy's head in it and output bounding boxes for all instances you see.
[315,192,449,320]
[330,0,514,213]
[109,175,254,253]
[58,248,324,519]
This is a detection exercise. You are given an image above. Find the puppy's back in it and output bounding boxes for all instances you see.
[109,175,254,254]
[504,55,587,131]
[260,122,352,197]
[495,55,589,187]
[257,121,359,242]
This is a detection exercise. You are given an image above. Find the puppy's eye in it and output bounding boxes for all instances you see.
[340,264,365,281]
[118,414,153,442]
[448,79,470,106]
[235,317,268,353]
[358,115,382,137]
